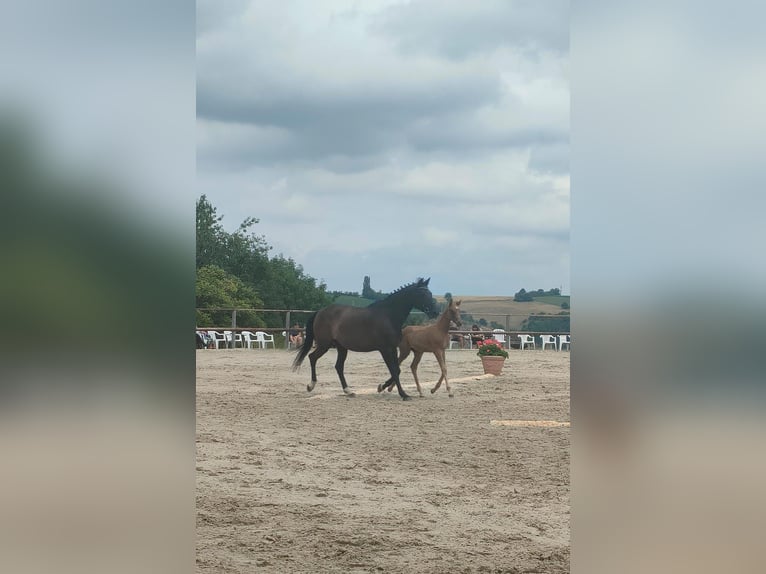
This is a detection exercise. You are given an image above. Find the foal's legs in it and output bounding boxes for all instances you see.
[334,345,355,397]
[307,344,330,392]
[429,349,453,397]
[408,351,425,397]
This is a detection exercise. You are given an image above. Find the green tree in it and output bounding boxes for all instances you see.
[195,265,264,327]
[196,195,271,279]
[361,275,386,301]
[196,195,226,268]
[257,255,332,325]
[523,315,570,333]
[196,195,332,322]
[514,288,534,302]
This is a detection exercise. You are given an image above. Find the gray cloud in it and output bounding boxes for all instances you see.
[197,0,569,295]
[196,59,504,165]
[371,0,569,59]
[197,0,249,37]
[528,141,569,175]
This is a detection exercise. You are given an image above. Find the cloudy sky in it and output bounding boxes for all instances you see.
[197,0,569,296]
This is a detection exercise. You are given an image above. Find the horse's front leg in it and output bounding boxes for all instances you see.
[380,348,410,400]
[378,376,395,393]
[335,346,355,397]
[380,344,410,393]
[430,350,453,397]
[431,374,445,394]
[409,351,425,397]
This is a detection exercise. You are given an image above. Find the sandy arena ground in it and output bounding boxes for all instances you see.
[197,347,570,573]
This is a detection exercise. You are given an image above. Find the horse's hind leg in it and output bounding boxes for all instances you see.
[334,346,355,397]
[307,345,330,392]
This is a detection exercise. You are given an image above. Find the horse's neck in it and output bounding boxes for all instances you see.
[376,295,416,327]
[435,310,451,332]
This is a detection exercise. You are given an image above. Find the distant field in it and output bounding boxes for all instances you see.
[331,294,570,331]
[531,295,570,307]
[436,295,568,330]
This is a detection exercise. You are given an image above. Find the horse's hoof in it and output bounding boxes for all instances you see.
[401,394,411,401]
[306,384,313,392]
[418,393,425,398]
[346,392,356,398]
[448,393,454,398]
[430,388,437,394]
[377,384,383,393]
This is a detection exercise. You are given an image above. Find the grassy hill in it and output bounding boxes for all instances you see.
[437,295,569,330]
[530,295,569,307]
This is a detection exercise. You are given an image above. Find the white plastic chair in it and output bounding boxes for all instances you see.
[207,330,226,349]
[558,334,571,351]
[255,331,275,349]
[223,330,243,348]
[448,337,461,350]
[518,334,536,350]
[540,334,557,350]
[242,331,257,349]
[491,329,507,348]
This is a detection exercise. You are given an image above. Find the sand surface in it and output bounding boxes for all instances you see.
[197,347,570,573]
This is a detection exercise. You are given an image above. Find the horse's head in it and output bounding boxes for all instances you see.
[448,298,462,327]
[412,277,439,319]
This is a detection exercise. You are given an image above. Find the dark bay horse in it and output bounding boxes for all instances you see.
[292,277,439,400]
[380,298,462,397]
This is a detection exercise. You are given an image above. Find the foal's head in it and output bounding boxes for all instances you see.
[447,298,462,327]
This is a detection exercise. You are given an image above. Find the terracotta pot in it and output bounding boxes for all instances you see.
[480,355,506,376]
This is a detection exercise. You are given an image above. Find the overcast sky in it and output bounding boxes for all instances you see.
[197,0,569,296]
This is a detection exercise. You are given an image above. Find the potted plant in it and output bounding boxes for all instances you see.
[476,339,509,375]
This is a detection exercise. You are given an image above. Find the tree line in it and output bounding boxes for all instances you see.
[513,287,561,302]
[196,196,332,328]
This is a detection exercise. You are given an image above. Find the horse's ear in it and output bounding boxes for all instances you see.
[455,299,462,306]
[424,277,430,286]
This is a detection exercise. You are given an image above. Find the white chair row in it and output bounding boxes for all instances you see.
[244,330,275,349]
[205,330,275,349]
[446,331,571,351]
[518,334,570,351]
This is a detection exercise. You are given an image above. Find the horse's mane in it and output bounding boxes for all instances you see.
[368,277,429,307]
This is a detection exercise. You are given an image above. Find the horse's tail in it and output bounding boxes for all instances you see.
[292,312,316,371]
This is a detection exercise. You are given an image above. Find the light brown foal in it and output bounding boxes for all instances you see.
[391,298,462,398]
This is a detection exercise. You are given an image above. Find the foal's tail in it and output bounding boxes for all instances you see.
[292,312,316,371]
